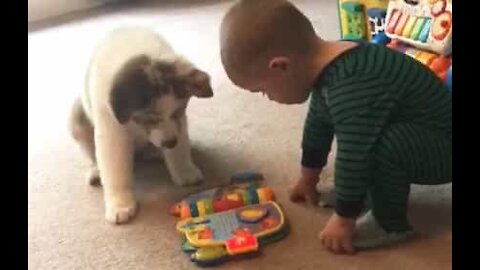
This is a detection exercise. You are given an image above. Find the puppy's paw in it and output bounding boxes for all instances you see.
[170,162,203,186]
[104,192,137,224]
[86,166,101,186]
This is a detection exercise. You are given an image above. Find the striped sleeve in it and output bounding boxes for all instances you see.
[301,88,334,169]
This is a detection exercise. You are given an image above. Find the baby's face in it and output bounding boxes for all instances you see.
[250,77,309,104]
[230,64,311,105]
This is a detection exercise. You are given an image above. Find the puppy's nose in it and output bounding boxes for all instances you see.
[162,138,178,149]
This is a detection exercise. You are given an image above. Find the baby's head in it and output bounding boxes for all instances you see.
[220,0,319,104]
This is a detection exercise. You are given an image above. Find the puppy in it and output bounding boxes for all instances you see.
[69,27,213,224]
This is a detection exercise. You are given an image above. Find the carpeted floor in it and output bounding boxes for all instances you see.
[28,1,452,269]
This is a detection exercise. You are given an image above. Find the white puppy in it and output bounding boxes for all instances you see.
[69,27,213,224]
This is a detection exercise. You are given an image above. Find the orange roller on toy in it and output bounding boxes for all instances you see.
[429,56,451,74]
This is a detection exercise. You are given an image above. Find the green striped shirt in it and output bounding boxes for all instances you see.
[302,42,452,216]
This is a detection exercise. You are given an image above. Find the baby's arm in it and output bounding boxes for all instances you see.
[289,89,334,204]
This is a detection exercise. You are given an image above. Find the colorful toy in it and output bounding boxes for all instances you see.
[172,186,276,220]
[384,0,452,55]
[172,171,289,267]
[337,0,390,41]
[177,201,288,267]
[170,172,276,220]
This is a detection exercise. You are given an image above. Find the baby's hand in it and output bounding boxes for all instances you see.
[318,213,356,254]
[288,176,319,205]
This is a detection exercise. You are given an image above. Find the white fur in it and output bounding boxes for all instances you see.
[163,115,203,186]
[83,27,202,224]
[317,138,337,207]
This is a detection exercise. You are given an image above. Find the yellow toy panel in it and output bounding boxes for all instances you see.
[338,0,389,40]
[177,201,286,252]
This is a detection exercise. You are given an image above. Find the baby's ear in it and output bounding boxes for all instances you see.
[186,69,214,98]
[269,56,290,72]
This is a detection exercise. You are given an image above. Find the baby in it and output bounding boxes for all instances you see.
[219,0,451,254]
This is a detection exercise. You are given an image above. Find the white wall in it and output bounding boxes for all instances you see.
[28,0,108,23]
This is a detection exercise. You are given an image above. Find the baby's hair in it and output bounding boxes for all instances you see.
[220,0,317,78]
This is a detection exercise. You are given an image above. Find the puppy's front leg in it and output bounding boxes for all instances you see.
[164,116,203,186]
[95,117,137,224]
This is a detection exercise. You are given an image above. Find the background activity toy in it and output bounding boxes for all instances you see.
[171,172,289,267]
[337,0,452,90]
[384,0,452,85]
[385,0,451,55]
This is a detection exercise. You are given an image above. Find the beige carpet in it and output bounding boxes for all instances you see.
[28,1,452,269]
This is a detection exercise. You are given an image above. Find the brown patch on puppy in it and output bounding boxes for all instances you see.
[153,61,214,99]
[153,61,190,99]
[109,54,214,125]
[110,55,160,124]
[186,69,213,98]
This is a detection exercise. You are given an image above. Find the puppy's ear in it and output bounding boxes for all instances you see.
[186,69,214,98]
[110,56,157,124]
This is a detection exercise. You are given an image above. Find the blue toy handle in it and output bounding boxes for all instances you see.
[230,171,264,183]
[446,65,452,92]
[371,32,390,45]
